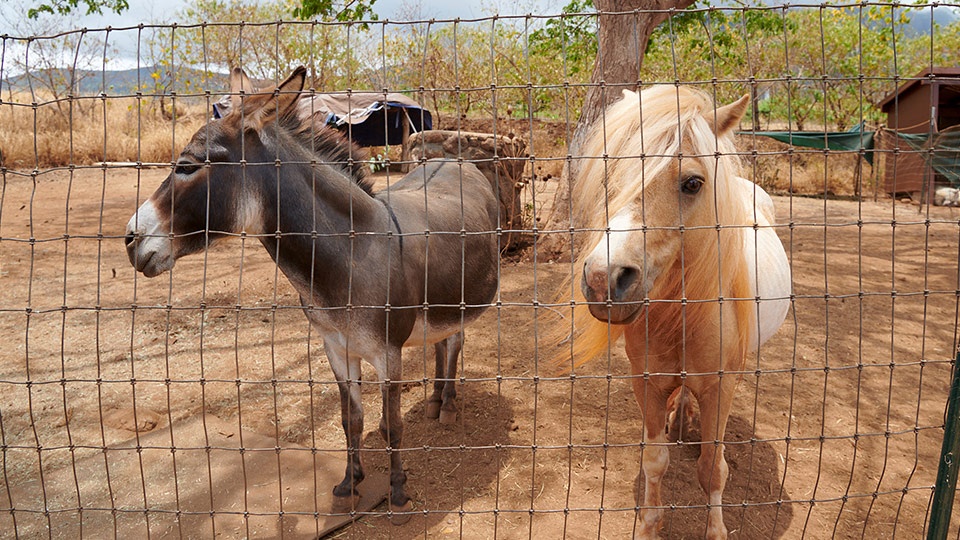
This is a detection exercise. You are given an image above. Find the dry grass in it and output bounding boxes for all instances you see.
[0,93,869,201]
[0,92,207,168]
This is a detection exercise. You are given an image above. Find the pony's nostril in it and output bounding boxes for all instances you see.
[125,232,136,247]
[612,266,640,299]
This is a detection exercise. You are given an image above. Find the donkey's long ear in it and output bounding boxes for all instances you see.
[229,67,257,112]
[237,66,306,131]
[272,66,306,120]
[707,94,750,135]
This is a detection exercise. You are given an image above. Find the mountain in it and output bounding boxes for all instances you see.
[901,5,960,36]
[2,66,229,96]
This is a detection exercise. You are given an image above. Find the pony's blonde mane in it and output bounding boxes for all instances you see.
[557,86,754,370]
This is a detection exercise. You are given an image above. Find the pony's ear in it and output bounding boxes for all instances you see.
[708,94,750,135]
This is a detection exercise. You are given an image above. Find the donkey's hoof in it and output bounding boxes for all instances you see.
[425,400,442,419]
[331,493,361,513]
[389,500,415,525]
[438,409,458,425]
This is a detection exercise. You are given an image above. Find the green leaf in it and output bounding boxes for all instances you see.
[28,0,129,19]
[293,0,378,24]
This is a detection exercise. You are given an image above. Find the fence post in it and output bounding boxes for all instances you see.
[928,350,960,540]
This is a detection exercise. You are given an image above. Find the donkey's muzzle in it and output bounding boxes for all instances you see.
[581,262,644,324]
[125,200,175,278]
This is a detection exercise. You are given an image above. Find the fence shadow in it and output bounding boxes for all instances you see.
[343,384,518,538]
[640,413,795,539]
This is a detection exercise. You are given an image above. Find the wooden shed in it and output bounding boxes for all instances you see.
[878,67,960,198]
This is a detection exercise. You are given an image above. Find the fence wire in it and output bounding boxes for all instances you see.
[1,3,960,539]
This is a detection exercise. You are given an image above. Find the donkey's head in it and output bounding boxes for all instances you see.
[124,67,306,277]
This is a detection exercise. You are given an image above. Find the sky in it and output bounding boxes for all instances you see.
[2,0,559,31]
[0,0,560,72]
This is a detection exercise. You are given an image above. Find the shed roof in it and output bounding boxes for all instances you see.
[878,67,960,111]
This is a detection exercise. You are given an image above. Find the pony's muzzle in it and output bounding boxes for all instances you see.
[582,261,644,324]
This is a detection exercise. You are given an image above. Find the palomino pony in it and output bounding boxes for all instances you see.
[559,87,791,539]
[124,67,499,522]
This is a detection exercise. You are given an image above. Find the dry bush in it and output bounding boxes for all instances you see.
[0,92,207,169]
[738,134,873,198]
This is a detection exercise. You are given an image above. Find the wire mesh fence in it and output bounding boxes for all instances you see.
[1,3,959,538]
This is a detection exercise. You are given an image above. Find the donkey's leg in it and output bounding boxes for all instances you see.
[693,377,739,540]
[375,347,414,524]
[425,340,447,420]
[440,333,462,424]
[324,343,365,502]
[426,333,463,424]
[631,378,671,539]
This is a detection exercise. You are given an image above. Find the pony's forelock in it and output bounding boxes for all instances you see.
[573,86,743,233]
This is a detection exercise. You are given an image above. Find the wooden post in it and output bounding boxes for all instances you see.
[399,110,411,173]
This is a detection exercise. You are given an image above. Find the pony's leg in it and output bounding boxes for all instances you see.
[693,377,739,540]
[632,378,671,539]
[665,386,696,442]
[374,348,414,524]
[324,343,365,503]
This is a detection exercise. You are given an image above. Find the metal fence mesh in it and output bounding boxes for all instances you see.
[1,3,959,538]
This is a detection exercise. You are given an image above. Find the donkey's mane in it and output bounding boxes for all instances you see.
[223,67,373,196]
[559,85,754,369]
[281,113,374,195]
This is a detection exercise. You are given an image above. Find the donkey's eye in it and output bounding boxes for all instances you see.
[175,160,201,176]
[681,175,704,195]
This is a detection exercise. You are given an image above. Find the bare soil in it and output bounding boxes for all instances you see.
[0,165,959,539]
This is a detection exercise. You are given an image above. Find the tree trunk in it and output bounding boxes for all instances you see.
[541,0,696,258]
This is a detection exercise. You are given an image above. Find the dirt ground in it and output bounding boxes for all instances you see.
[1,164,959,539]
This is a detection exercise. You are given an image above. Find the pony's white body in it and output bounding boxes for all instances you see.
[734,176,791,350]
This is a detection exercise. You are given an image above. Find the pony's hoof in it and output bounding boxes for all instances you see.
[425,400,441,419]
[438,409,458,425]
[331,493,361,513]
[665,411,683,442]
[389,500,415,525]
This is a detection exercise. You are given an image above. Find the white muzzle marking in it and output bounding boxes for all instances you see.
[125,200,175,277]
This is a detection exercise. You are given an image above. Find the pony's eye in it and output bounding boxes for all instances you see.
[175,160,201,176]
[681,175,704,194]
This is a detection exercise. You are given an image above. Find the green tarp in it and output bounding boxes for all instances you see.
[742,123,876,165]
[741,124,960,186]
[894,130,960,187]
